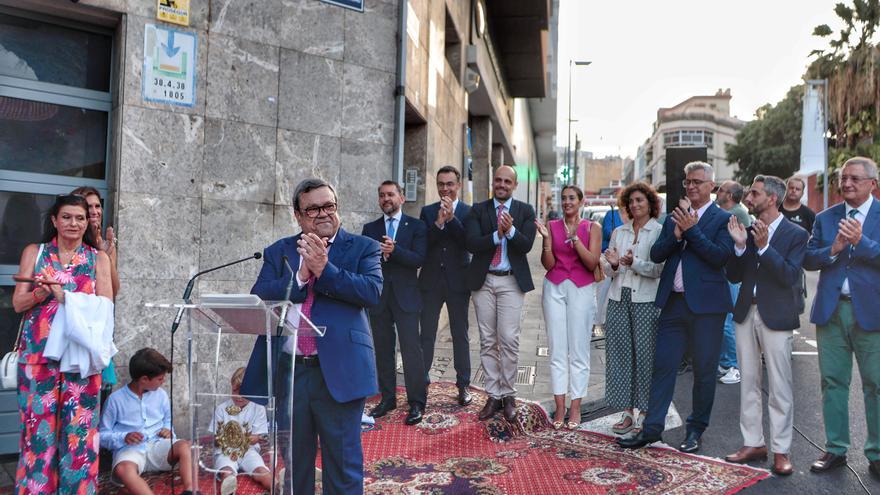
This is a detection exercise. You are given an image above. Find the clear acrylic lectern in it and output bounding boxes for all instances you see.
[146,294,324,495]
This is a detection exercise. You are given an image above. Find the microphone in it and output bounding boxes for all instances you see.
[170,252,262,334]
[276,255,297,337]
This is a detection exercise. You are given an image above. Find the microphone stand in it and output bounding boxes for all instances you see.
[167,252,262,495]
[276,255,297,338]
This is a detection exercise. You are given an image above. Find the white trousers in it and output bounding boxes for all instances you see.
[542,279,596,399]
[736,305,794,453]
[472,274,525,399]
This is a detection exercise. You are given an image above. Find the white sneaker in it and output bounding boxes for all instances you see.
[220,475,237,495]
[719,367,741,384]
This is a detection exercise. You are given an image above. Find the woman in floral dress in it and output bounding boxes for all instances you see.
[11,194,112,494]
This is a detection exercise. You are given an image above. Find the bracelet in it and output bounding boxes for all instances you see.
[32,290,44,303]
[543,247,551,252]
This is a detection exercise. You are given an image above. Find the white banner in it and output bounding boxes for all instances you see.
[800,82,826,175]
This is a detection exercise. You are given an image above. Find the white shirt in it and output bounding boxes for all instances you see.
[384,210,403,241]
[673,201,713,292]
[209,399,268,456]
[734,212,784,296]
[841,196,874,295]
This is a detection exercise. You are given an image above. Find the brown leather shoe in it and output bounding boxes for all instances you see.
[810,452,847,473]
[725,446,768,464]
[772,453,793,476]
[502,396,517,422]
[478,398,502,421]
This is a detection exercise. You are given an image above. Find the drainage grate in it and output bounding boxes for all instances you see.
[516,365,536,385]
[536,346,549,357]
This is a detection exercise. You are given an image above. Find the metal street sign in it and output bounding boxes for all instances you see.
[157,0,190,26]
[142,24,197,108]
[320,0,364,12]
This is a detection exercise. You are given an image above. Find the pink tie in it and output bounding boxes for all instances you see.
[297,278,317,355]
[491,205,504,267]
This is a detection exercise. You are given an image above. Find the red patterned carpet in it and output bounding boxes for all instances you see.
[357,382,769,494]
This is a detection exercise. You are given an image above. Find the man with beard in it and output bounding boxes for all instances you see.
[419,166,474,406]
[723,175,807,476]
[362,180,428,425]
[465,165,537,422]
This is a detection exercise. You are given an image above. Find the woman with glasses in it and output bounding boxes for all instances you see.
[12,194,112,494]
[601,182,664,437]
[536,185,601,429]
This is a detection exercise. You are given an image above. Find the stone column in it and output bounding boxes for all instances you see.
[470,117,493,202]
[491,144,505,168]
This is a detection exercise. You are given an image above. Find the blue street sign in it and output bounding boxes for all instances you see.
[320,0,364,12]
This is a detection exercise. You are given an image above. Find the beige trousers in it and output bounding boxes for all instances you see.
[736,304,794,454]
[472,274,526,399]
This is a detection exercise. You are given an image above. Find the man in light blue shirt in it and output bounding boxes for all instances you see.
[99,348,197,495]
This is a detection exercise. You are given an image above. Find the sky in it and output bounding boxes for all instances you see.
[556,0,842,158]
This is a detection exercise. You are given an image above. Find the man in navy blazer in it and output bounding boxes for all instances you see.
[803,157,880,478]
[362,180,428,425]
[419,166,474,407]
[723,175,807,476]
[241,178,382,494]
[619,161,734,453]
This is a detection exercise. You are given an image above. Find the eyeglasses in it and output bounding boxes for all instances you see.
[300,202,338,218]
[682,179,710,187]
[839,175,874,184]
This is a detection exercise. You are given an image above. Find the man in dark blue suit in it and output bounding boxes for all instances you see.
[619,161,734,453]
[804,157,880,478]
[241,178,382,494]
[362,180,428,425]
[722,175,807,476]
[419,166,473,407]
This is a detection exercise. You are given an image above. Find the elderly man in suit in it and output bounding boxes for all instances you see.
[362,180,428,425]
[804,156,880,478]
[723,175,808,476]
[465,165,537,422]
[241,178,382,494]
[419,165,474,406]
[619,161,734,453]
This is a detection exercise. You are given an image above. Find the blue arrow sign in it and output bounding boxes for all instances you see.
[162,30,180,58]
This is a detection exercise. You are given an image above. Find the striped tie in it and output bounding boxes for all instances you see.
[491,205,504,267]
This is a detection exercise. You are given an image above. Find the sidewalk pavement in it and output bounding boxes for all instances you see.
[423,237,608,417]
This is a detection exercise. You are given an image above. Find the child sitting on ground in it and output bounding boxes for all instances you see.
[210,366,278,494]
[99,348,196,495]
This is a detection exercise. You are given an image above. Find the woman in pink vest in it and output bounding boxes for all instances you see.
[536,185,601,429]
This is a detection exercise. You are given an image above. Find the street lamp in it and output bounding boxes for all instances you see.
[566,60,591,185]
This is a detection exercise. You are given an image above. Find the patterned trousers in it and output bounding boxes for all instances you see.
[16,362,101,495]
[604,287,660,411]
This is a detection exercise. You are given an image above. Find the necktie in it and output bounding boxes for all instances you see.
[297,277,317,355]
[848,209,858,255]
[491,205,504,267]
[387,217,396,240]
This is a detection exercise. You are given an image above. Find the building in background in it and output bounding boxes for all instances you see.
[640,89,745,190]
[0,0,555,441]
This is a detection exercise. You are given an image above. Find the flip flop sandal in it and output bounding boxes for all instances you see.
[612,412,635,435]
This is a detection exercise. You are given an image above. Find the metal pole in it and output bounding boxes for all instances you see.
[573,134,580,189]
[391,0,408,184]
[566,60,572,181]
[822,78,829,210]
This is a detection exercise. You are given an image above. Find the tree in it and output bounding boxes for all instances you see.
[726,85,804,185]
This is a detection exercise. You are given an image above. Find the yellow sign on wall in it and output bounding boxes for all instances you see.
[157,0,190,27]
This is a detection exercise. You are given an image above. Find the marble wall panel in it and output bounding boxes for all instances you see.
[116,193,201,279]
[338,139,393,215]
[203,119,276,203]
[208,0,281,45]
[118,106,204,197]
[279,0,344,60]
[113,278,189,369]
[272,204,300,241]
[205,33,280,127]
[198,199,275,281]
[344,0,398,74]
[277,50,343,137]
[275,129,341,206]
[121,16,208,115]
[341,64,395,146]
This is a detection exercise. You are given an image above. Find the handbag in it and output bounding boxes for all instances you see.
[0,319,23,389]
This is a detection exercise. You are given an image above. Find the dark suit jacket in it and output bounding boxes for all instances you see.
[465,198,537,292]
[651,202,734,314]
[725,217,808,330]
[361,213,427,313]
[240,228,383,404]
[804,200,880,331]
[418,200,471,292]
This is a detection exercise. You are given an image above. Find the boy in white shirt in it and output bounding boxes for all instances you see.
[99,348,195,495]
[210,367,276,494]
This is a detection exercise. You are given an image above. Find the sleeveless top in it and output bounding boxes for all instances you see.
[545,219,595,287]
[19,239,98,364]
